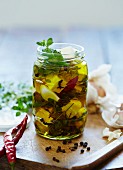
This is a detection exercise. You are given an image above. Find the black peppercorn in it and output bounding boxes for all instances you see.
[68,139,72,143]
[69,147,75,151]
[53,157,60,163]
[61,149,66,153]
[58,146,61,150]
[74,143,78,147]
[71,148,75,151]
[87,147,90,151]
[56,146,61,153]
[73,146,78,149]
[83,142,88,148]
[45,146,51,151]
[53,157,56,161]
[63,140,67,144]
[48,146,51,150]
[45,147,49,151]
[84,142,88,145]
[80,141,83,146]
[56,159,60,163]
[56,149,59,153]
[80,149,84,154]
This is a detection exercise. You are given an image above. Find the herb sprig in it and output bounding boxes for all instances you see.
[37,38,53,52]
[36,38,68,66]
[0,82,32,116]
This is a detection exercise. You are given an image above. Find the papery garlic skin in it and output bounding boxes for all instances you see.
[87,64,118,112]
[116,111,123,124]
[87,83,98,104]
[89,64,112,80]
[88,64,117,102]
[102,127,111,137]
[102,103,123,128]
[87,64,123,128]
[102,127,122,141]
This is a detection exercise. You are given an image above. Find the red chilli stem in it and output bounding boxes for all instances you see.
[10,162,15,170]
[0,115,28,158]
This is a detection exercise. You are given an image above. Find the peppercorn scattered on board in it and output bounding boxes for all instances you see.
[0,113,123,170]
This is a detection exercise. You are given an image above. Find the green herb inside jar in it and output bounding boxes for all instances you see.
[32,38,88,140]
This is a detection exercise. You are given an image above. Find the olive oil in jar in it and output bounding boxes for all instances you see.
[32,38,88,140]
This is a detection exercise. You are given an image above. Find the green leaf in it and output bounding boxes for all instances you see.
[36,40,45,46]
[16,111,21,116]
[0,83,2,88]
[46,38,53,47]
[36,37,68,68]
[12,106,19,110]
[2,92,12,99]
[36,38,53,48]
[42,48,52,53]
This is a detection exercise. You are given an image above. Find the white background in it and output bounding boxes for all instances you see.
[0,0,123,29]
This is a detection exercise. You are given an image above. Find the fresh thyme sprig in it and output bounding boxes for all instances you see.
[36,37,53,49]
[36,38,68,66]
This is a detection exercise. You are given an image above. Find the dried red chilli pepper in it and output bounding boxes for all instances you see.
[59,76,78,97]
[0,115,28,169]
[13,115,28,145]
[4,129,16,170]
[0,124,21,157]
[4,115,28,170]
[0,115,28,157]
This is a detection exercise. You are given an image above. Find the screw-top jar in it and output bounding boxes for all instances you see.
[32,42,88,140]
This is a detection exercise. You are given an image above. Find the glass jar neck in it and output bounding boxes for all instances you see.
[38,42,84,57]
[37,43,85,65]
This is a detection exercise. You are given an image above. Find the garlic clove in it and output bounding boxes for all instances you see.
[102,127,122,141]
[87,83,98,104]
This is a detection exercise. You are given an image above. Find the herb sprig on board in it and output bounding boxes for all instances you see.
[0,82,32,116]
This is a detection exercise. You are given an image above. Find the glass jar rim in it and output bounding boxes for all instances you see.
[37,42,84,55]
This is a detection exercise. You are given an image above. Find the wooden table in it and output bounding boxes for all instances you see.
[0,27,123,170]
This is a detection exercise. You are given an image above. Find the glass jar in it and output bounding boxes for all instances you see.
[32,43,88,140]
